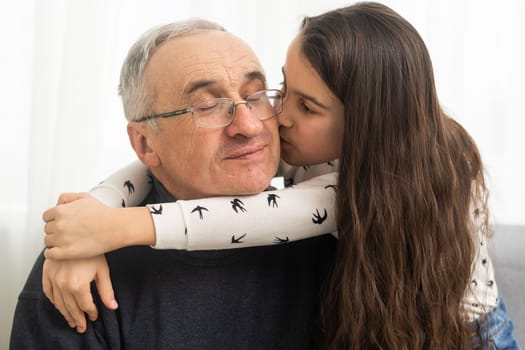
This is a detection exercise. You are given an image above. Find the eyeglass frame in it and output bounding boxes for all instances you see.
[135,89,284,128]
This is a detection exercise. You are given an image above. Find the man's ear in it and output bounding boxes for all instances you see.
[127,122,161,168]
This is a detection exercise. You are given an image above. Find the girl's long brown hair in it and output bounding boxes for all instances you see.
[300,3,489,349]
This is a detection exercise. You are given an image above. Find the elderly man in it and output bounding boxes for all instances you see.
[10,19,335,349]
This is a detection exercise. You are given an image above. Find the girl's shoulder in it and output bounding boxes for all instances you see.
[279,160,339,186]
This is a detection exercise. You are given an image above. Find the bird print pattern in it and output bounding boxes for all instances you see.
[191,205,208,220]
[142,162,338,249]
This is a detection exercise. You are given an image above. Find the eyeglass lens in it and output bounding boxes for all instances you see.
[193,90,282,128]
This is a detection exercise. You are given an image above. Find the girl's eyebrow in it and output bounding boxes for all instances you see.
[296,91,329,109]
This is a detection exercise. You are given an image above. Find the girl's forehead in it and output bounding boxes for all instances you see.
[284,37,338,107]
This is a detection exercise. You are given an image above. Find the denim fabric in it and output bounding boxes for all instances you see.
[470,298,521,349]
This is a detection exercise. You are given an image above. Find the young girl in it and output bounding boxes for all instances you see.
[43,2,519,348]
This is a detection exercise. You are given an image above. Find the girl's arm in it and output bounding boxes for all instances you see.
[91,159,340,250]
[44,162,338,259]
[158,171,338,250]
[89,160,152,208]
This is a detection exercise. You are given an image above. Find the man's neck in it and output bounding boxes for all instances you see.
[141,174,177,205]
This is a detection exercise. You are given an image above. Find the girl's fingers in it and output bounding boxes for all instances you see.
[42,208,56,224]
[52,288,76,329]
[42,274,55,305]
[73,285,99,322]
[96,268,118,311]
[57,192,90,205]
[62,292,87,333]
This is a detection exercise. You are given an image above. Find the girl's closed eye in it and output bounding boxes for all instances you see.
[300,100,315,114]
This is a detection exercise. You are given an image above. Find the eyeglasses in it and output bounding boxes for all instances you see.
[136,89,284,128]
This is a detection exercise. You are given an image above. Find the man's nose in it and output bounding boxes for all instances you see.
[224,102,264,138]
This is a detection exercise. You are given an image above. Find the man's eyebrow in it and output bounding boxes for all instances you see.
[183,71,265,96]
[184,80,216,95]
[245,70,267,85]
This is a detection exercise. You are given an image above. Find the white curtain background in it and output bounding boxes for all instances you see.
[1,0,524,345]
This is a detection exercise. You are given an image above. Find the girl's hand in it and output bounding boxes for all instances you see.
[43,193,124,259]
[42,255,118,333]
[43,192,154,260]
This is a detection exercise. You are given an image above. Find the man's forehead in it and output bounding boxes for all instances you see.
[145,31,265,98]
[155,31,261,69]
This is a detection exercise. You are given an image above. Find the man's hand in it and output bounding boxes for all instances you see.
[42,256,118,333]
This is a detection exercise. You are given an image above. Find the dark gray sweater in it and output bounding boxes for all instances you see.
[10,179,336,349]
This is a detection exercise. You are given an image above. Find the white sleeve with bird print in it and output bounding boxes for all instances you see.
[90,160,338,250]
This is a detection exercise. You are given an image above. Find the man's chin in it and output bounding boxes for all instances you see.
[219,177,273,196]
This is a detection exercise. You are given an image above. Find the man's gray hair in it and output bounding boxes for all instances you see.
[119,19,226,122]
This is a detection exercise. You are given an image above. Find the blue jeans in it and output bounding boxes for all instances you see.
[469,298,521,349]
